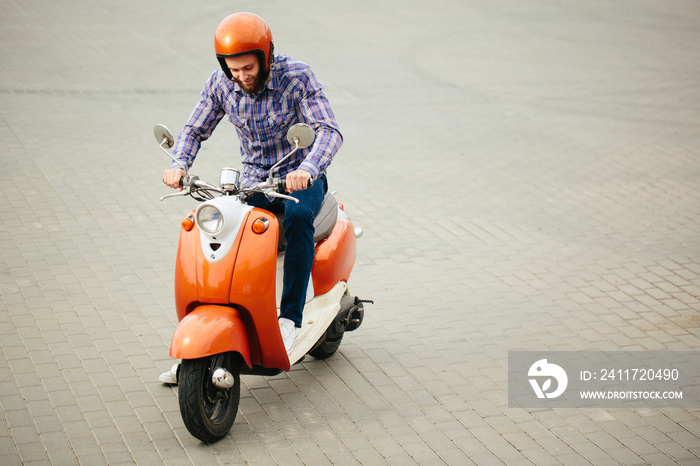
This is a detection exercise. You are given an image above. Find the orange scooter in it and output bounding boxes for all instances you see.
[153,123,368,442]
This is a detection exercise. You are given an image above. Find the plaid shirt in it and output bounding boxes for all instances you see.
[171,54,342,186]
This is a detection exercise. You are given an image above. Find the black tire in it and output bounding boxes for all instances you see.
[308,334,343,359]
[178,355,240,442]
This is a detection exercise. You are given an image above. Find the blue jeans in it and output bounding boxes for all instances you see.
[246,175,328,327]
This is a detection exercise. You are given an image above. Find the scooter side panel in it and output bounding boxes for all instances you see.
[169,305,251,367]
[174,211,198,322]
[229,209,291,372]
[312,218,357,296]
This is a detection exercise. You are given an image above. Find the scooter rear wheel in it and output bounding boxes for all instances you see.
[308,334,343,359]
[178,355,240,442]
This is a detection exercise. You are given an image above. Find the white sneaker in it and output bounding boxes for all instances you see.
[159,362,180,385]
[279,318,298,355]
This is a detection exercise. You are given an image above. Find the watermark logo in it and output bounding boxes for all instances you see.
[509,351,699,408]
[528,359,568,399]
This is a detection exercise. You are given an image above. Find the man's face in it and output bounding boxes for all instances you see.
[225,54,265,94]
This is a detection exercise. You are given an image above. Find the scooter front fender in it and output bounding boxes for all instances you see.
[169,305,251,369]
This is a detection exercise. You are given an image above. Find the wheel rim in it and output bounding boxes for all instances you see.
[201,357,232,426]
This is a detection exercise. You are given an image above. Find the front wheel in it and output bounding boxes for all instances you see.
[178,354,240,442]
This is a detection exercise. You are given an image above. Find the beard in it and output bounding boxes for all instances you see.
[233,70,267,95]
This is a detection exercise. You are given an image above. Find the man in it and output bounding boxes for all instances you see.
[163,12,342,355]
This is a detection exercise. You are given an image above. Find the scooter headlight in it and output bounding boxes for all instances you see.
[196,205,224,235]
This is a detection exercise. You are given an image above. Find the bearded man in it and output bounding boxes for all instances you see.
[162,12,342,355]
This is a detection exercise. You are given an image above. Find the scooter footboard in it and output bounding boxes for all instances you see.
[169,305,251,368]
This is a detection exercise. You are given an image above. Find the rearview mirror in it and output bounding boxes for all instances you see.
[153,124,187,172]
[286,123,315,149]
[154,124,174,149]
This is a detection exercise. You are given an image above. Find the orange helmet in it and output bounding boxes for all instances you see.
[214,13,274,80]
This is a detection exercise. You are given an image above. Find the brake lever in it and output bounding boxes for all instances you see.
[265,191,300,203]
[160,186,192,201]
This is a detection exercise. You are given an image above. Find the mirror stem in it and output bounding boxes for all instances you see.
[160,140,188,173]
[268,139,300,181]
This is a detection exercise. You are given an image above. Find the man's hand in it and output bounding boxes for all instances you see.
[285,169,313,193]
[163,168,186,190]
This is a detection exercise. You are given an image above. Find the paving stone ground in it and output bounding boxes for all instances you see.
[1,0,699,464]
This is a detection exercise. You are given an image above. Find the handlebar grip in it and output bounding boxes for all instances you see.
[277,177,313,193]
[179,176,184,187]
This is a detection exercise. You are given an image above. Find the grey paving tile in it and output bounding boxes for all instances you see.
[2,0,700,464]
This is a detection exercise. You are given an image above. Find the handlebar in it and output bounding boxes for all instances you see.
[162,173,310,203]
[177,175,312,193]
[156,123,317,202]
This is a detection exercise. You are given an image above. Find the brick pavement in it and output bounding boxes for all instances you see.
[1,0,699,464]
